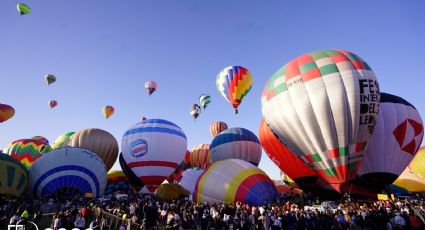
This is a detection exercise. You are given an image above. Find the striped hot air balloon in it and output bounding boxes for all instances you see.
[0,154,28,197]
[179,167,204,195]
[199,94,211,110]
[121,119,187,192]
[5,139,51,168]
[189,144,211,170]
[209,121,228,137]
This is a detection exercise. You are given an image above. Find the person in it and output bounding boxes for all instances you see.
[9,212,20,225]
[90,217,100,229]
[74,211,86,230]
[53,213,62,230]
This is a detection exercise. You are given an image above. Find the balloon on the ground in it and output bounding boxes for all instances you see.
[121,119,187,192]
[69,128,119,171]
[49,100,57,109]
[408,147,425,179]
[261,49,380,192]
[17,3,31,15]
[190,104,201,119]
[259,119,318,187]
[193,159,278,205]
[145,81,157,96]
[210,127,262,166]
[209,121,228,137]
[189,144,211,170]
[105,170,134,195]
[45,74,56,86]
[156,184,189,201]
[0,154,28,197]
[119,152,144,189]
[5,139,51,168]
[0,103,15,123]
[51,132,75,149]
[393,167,425,192]
[216,66,253,114]
[357,93,423,187]
[28,147,107,198]
[102,106,114,119]
[179,167,204,194]
[199,94,211,109]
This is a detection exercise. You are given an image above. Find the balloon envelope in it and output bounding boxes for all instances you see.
[199,94,211,109]
[0,154,28,197]
[189,144,211,170]
[209,121,228,137]
[0,103,15,123]
[51,132,75,149]
[102,106,114,119]
[408,147,425,179]
[145,81,158,96]
[45,74,56,85]
[393,167,425,193]
[179,167,204,194]
[261,49,380,192]
[105,170,133,195]
[156,184,189,201]
[5,139,51,168]
[49,100,57,108]
[17,3,31,15]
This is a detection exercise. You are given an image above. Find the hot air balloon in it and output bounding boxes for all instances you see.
[210,127,262,166]
[189,144,211,170]
[145,81,157,96]
[216,66,253,114]
[49,100,57,109]
[105,170,134,195]
[0,154,28,197]
[199,94,211,110]
[393,167,425,193]
[45,74,56,86]
[193,159,278,205]
[17,3,31,15]
[31,136,49,144]
[190,104,201,120]
[102,106,114,119]
[156,184,189,201]
[141,116,147,121]
[121,119,187,192]
[261,49,380,192]
[356,93,423,188]
[69,128,119,171]
[28,147,107,198]
[178,167,204,194]
[407,147,425,179]
[5,139,51,168]
[259,119,318,187]
[119,153,144,189]
[209,121,228,137]
[0,103,15,123]
[51,132,75,149]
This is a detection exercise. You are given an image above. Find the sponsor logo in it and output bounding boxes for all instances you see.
[393,119,423,155]
[130,139,148,158]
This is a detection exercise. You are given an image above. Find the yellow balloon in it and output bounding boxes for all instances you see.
[408,147,425,178]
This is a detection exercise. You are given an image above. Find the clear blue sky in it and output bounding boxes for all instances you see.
[1,0,424,180]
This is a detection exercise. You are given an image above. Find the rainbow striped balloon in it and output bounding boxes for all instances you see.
[6,139,51,168]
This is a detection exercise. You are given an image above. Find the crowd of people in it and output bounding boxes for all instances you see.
[1,193,425,230]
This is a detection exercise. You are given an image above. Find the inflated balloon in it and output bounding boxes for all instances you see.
[51,132,75,149]
[189,144,211,170]
[357,93,423,187]
[156,184,189,201]
[407,147,425,178]
[199,94,211,109]
[394,167,425,192]
[145,81,158,96]
[69,128,119,171]
[5,139,51,168]
[259,119,318,186]
[49,100,57,109]
[28,147,107,198]
[210,127,262,166]
[45,74,56,86]
[0,103,15,123]
[102,106,114,119]
[261,49,380,192]
[121,119,187,192]
[179,167,204,194]
[0,154,28,197]
[190,104,201,120]
[119,153,144,189]
[209,121,228,137]
[31,136,49,145]
[216,66,253,114]
[17,3,31,15]
[105,170,134,195]
[193,159,278,205]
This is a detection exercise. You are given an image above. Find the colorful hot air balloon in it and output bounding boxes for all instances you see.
[216,66,253,114]
[0,103,15,123]
[156,184,189,201]
[69,128,119,171]
[407,147,425,178]
[49,100,57,109]
[190,104,201,120]
[28,147,107,198]
[31,136,49,144]
[51,132,75,149]
[261,49,380,192]
[357,93,423,187]
[209,121,228,137]
[393,167,425,193]
[199,94,211,110]
[45,74,56,86]
[121,119,187,192]
[259,119,318,187]
[5,139,51,168]
[119,153,144,189]
[179,167,204,194]
[105,170,134,195]
[189,144,211,170]
[145,81,158,96]
[102,105,114,119]
[210,127,262,166]
[0,154,28,197]
[17,3,31,15]
[193,159,278,205]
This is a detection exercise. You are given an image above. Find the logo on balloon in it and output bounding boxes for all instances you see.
[130,139,148,158]
[393,119,423,155]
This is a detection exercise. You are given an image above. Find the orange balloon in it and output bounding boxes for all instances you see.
[0,103,15,123]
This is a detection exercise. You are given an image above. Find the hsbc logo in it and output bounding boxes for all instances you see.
[393,119,423,155]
